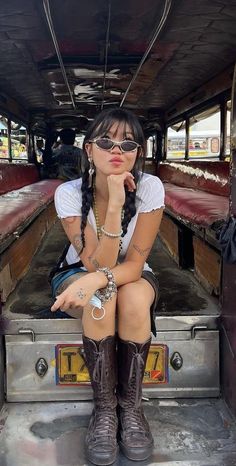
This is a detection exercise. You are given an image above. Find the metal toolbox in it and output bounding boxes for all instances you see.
[4,315,219,402]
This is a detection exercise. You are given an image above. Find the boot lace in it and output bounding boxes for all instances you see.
[92,408,117,443]
[121,406,149,440]
[127,352,144,408]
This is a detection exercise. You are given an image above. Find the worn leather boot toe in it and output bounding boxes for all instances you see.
[118,405,153,460]
[86,407,118,465]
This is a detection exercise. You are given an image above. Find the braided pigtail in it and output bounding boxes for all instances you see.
[80,169,94,250]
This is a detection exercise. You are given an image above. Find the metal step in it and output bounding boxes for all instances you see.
[0,399,236,466]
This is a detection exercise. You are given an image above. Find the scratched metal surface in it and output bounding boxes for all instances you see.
[0,399,236,466]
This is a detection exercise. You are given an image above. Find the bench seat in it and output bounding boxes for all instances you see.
[165,182,229,227]
[0,163,39,195]
[157,160,230,295]
[0,163,64,303]
[0,180,62,245]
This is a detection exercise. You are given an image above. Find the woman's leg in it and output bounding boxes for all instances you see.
[82,298,118,466]
[116,278,155,461]
[54,273,118,465]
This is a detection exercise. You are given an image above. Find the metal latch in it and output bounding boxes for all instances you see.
[18,328,35,342]
[191,325,208,339]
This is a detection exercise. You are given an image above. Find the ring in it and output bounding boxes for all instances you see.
[91,306,106,320]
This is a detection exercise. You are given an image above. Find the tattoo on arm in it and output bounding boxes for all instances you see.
[88,256,100,269]
[133,244,151,257]
[76,288,87,299]
[73,234,83,254]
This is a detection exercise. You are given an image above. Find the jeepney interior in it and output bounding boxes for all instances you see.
[0,1,236,465]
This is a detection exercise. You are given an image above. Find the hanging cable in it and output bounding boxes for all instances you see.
[43,0,76,109]
[120,0,172,107]
[101,0,112,110]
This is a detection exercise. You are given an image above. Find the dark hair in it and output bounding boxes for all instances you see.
[59,128,76,145]
[80,108,146,249]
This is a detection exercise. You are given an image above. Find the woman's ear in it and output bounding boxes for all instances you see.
[85,142,92,157]
[137,146,143,158]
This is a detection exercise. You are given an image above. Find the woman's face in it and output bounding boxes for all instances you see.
[85,121,140,176]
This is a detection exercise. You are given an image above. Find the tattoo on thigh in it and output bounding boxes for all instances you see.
[88,256,100,269]
[76,288,87,299]
[73,234,83,254]
[133,244,151,257]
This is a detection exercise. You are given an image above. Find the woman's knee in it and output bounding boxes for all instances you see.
[117,284,150,324]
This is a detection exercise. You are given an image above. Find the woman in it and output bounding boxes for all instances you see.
[51,108,164,465]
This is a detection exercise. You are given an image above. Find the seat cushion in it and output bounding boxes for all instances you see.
[0,163,40,195]
[158,161,230,197]
[0,180,62,241]
[164,183,229,226]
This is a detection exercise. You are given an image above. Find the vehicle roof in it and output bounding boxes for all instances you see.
[0,0,236,133]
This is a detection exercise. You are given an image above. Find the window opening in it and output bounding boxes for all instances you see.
[11,122,28,162]
[167,122,186,159]
[189,105,220,159]
[225,100,231,159]
[0,116,9,160]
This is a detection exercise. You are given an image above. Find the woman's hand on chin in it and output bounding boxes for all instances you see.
[107,172,136,208]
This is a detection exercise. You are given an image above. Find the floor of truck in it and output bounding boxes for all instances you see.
[3,221,219,319]
[0,398,236,466]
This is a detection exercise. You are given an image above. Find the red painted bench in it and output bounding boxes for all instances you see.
[157,161,229,227]
[156,161,230,295]
[0,163,62,251]
[0,163,62,302]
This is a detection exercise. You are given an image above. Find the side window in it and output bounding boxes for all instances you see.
[167,122,186,159]
[146,135,156,159]
[189,106,220,159]
[225,100,231,159]
[11,122,28,162]
[0,116,9,160]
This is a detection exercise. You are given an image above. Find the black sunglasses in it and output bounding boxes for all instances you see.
[89,138,140,153]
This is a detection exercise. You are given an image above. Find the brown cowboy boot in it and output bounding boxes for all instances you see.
[83,335,118,466]
[117,336,154,461]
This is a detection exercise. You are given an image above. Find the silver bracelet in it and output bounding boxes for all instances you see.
[101,225,123,238]
[95,267,117,303]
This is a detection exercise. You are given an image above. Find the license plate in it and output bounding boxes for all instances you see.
[56,343,168,386]
[143,344,169,384]
[56,344,90,385]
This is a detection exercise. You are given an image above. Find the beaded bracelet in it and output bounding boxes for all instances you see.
[91,267,117,320]
[101,225,123,238]
[95,267,117,304]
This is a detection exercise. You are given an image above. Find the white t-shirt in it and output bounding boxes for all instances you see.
[54,172,165,271]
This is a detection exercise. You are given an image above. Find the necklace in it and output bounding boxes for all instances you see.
[93,186,124,253]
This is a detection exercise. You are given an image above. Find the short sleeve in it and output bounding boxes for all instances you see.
[54,179,82,218]
[138,174,165,213]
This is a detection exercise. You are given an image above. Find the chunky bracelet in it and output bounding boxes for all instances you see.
[101,225,123,238]
[95,267,117,303]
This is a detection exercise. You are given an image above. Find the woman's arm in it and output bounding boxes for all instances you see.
[51,208,163,311]
[60,172,136,271]
[61,205,122,271]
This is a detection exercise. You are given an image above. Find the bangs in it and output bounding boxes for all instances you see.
[84,108,145,147]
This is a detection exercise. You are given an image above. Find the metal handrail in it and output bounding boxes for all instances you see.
[120,0,172,107]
